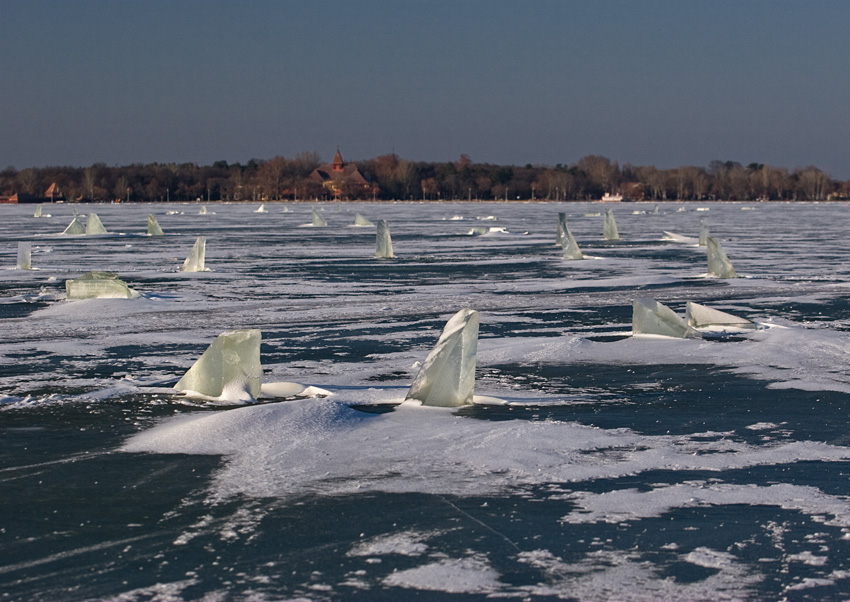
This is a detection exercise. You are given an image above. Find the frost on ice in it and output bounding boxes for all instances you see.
[686,301,755,331]
[85,213,109,235]
[175,329,263,402]
[180,237,208,272]
[632,297,700,339]
[65,271,140,300]
[405,308,479,407]
[16,242,31,270]
[706,236,737,278]
[603,209,619,241]
[375,220,395,258]
[147,214,164,236]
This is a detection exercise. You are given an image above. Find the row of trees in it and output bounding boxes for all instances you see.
[2,153,848,203]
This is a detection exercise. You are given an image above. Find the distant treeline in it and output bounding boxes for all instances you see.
[2,153,848,203]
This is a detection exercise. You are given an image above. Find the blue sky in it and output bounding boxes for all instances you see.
[2,0,848,177]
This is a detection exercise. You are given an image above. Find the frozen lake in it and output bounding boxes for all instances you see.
[3,200,850,601]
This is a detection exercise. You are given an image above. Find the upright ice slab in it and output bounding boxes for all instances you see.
[699,220,709,246]
[686,302,755,330]
[254,204,267,213]
[632,297,700,338]
[556,212,568,246]
[147,214,164,236]
[61,217,86,235]
[560,220,584,260]
[180,237,207,272]
[86,213,108,235]
[603,209,619,240]
[199,205,208,215]
[16,242,31,270]
[375,220,395,258]
[406,308,479,407]
[33,205,42,218]
[311,209,327,227]
[65,271,140,299]
[175,329,262,402]
[355,213,375,226]
[706,236,737,278]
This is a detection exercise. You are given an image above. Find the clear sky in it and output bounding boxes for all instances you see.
[2,0,848,177]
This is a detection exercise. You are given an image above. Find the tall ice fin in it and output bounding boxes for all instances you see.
[375,220,395,258]
[406,308,479,407]
[560,217,584,260]
[686,302,755,330]
[699,220,709,246]
[17,242,31,270]
[556,212,568,246]
[254,204,267,213]
[86,213,108,235]
[355,213,375,227]
[147,214,164,236]
[603,209,619,240]
[175,329,262,402]
[311,209,328,227]
[61,217,86,235]
[180,236,207,272]
[632,297,700,338]
[33,205,42,218]
[706,236,737,278]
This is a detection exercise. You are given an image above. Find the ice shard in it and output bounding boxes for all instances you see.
[311,209,328,227]
[685,301,756,331]
[355,213,375,226]
[65,271,140,299]
[632,297,700,338]
[375,220,395,258]
[147,214,164,236]
[175,329,262,402]
[406,308,479,407]
[561,221,584,260]
[180,236,208,272]
[86,213,108,235]
[699,220,709,246]
[16,242,31,270]
[706,236,737,278]
[556,212,568,246]
[33,205,42,218]
[61,217,86,235]
[603,209,619,240]
[254,204,267,213]
[199,205,208,215]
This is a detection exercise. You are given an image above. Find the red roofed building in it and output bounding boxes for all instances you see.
[309,149,374,199]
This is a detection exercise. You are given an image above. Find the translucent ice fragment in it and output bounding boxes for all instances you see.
[355,213,374,226]
[686,302,755,330]
[406,308,479,407]
[147,214,164,236]
[62,217,86,235]
[33,204,42,218]
[375,220,395,258]
[180,237,207,272]
[652,204,660,214]
[603,209,619,240]
[17,242,31,270]
[699,220,709,246]
[556,212,568,246]
[175,329,262,402]
[65,271,140,299]
[560,218,584,260]
[632,297,700,338]
[254,204,267,213]
[706,236,736,278]
[311,209,327,227]
[86,213,108,235]
[199,205,208,215]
